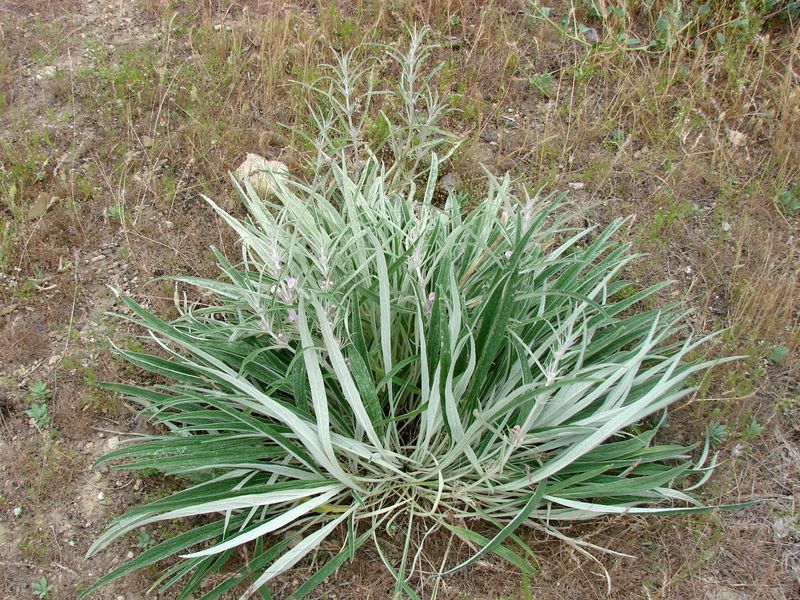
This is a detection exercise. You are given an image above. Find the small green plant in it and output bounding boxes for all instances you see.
[135,530,154,549]
[29,381,51,402]
[604,128,626,152]
[777,189,799,214]
[32,576,54,598]
[26,403,52,429]
[741,419,765,442]
[528,0,770,54]
[768,344,790,364]
[528,72,555,98]
[709,421,728,445]
[16,279,40,298]
[105,202,125,224]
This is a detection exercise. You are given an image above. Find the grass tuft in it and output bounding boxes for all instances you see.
[82,158,732,597]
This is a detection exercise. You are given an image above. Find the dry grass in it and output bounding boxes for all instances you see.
[0,0,798,598]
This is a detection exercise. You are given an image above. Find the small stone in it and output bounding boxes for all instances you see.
[772,517,794,543]
[35,65,57,80]
[91,254,106,263]
[684,266,692,274]
[705,588,746,600]
[480,127,499,144]
[106,436,120,451]
[568,182,585,191]
[727,129,747,147]
[234,154,289,198]
[439,172,462,194]
[126,551,134,559]
[721,221,731,232]
[97,491,106,501]
[141,135,153,148]
[28,193,54,220]
[133,479,142,491]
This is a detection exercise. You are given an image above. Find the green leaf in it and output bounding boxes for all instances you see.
[443,523,534,575]
[79,519,236,599]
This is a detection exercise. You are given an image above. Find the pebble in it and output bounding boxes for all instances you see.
[480,127,499,144]
[35,65,57,80]
[727,129,747,147]
[91,254,106,263]
[568,182,585,191]
[773,517,794,543]
[439,172,461,194]
[234,154,289,198]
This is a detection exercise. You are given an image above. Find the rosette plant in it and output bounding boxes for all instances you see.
[82,25,730,600]
[81,155,728,599]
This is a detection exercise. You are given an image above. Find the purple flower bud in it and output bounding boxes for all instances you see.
[278,276,297,304]
[424,291,436,315]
